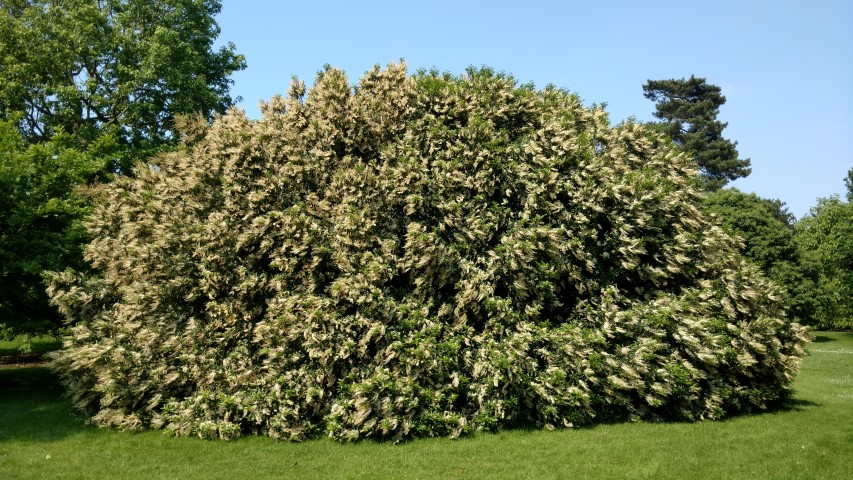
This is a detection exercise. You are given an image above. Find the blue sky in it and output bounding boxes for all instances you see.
[214,0,852,218]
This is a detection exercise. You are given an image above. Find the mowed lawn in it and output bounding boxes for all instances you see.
[1,332,851,480]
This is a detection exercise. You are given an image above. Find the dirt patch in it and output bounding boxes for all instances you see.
[0,353,49,368]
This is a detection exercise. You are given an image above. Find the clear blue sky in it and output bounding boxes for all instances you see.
[214,0,852,219]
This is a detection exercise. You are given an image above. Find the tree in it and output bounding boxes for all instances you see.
[0,0,246,171]
[0,119,105,338]
[0,0,245,339]
[48,64,807,441]
[643,76,750,190]
[796,187,853,330]
[703,189,817,325]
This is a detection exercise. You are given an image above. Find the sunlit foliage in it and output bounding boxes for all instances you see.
[796,186,853,330]
[48,63,808,441]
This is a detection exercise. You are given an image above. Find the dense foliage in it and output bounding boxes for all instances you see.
[0,0,245,338]
[795,177,853,330]
[0,119,104,338]
[48,64,808,441]
[643,76,750,190]
[0,0,245,163]
[703,189,817,325]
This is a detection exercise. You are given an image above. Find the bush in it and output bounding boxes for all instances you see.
[47,63,808,441]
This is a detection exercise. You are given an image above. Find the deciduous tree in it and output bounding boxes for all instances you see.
[0,119,105,338]
[796,178,853,329]
[0,0,245,339]
[0,0,245,168]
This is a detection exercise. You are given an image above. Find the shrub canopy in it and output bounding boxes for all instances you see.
[48,63,808,441]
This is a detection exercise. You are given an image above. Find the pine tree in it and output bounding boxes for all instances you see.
[643,76,750,190]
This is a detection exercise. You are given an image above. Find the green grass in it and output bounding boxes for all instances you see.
[1,332,851,479]
[0,335,62,356]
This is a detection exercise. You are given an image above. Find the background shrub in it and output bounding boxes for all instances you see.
[48,63,808,441]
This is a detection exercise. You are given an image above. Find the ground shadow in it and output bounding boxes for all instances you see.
[0,365,827,445]
[0,366,91,443]
[687,388,822,424]
[762,394,820,414]
[496,389,823,435]
[811,335,836,344]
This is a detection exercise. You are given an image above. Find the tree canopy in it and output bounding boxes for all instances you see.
[0,0,246,169]
[48,64,807,441]
[0,119,105,337]
[795,177,853,330]
[0,0,245,339]
[643,76,750,190]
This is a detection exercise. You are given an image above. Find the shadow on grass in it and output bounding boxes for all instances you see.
[764,395,820,414]
[692,387,820,426]
[811,335,837,344]
[0,366,90,443]
[0,366,825,446]
[462,389,824,438]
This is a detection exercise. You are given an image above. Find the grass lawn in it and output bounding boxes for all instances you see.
[0,336,62,356]
[1,332,851,479]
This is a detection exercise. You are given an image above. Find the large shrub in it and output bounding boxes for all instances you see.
[48,63,808,441]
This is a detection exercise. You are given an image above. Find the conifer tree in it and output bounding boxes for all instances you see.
[643,76,750,190]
